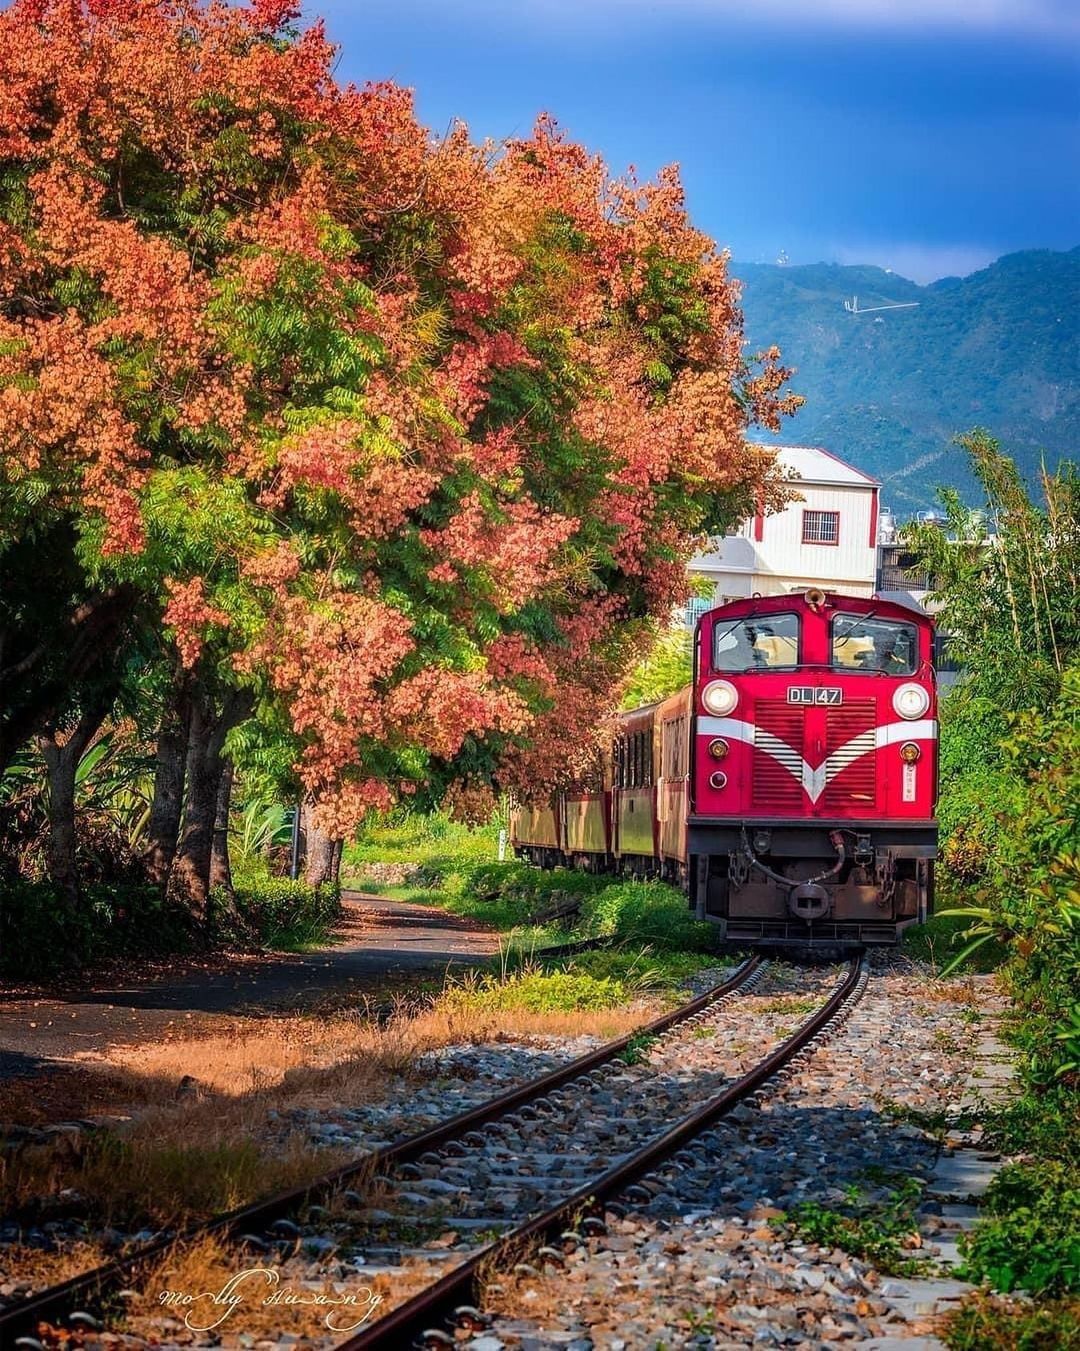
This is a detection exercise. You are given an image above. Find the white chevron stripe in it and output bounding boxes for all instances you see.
[698,716,936,804]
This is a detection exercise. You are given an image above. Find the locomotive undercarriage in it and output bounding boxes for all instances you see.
[688,818,936,946]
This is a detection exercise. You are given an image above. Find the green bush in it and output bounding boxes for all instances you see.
[579,879,716,951]
[0,865,339,979]
[960,1161,1080,1297]
[935,695,1024,883]
[931,671,1080,1083]
[225,868,341,950]
[0,878,197,979]
[983,1082,1079,1164]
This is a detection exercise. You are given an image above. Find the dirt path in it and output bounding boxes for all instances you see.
[0,894,498,1078]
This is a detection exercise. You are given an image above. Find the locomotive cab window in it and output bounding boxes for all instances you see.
[831,614,918,675]
[713,613,799,671]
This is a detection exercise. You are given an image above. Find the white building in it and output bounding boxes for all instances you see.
[685,444,880,624]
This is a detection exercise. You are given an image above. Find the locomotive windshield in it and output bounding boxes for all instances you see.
[831,614,918,674]
[713,613,799,671]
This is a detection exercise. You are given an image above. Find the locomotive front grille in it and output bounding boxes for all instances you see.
[822,700,877,809]
[753,701,805,808]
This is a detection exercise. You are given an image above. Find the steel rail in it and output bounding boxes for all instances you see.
[337,956,865,1351]
[1,958,763,1345]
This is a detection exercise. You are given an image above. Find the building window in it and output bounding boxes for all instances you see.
[682,596,714,630]
[802,510,840,545]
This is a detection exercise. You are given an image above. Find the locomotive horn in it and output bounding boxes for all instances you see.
[805,587,826,608]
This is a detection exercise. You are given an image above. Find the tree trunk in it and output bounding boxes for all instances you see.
[171,683,250,922]
[143,669,192,886]
[1,584,135,778]
[330,837,344,889]
[37,703,113,911]
[303,805,336,889]
[209,760,234,897]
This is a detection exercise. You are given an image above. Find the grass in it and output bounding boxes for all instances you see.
[440,964,636,1015]
[345,811,501,875]
[775,1175,934,1277]
[439,945,727,1016]
[958,1160,1080,1297]
[0,948,697,1232]
[345,813,721,954]
[942,1292,1080,1350]
[901,911,1009,973]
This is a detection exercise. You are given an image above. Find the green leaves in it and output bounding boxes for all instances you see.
[908,434,1080,1083]
[959,1161,1080,1297]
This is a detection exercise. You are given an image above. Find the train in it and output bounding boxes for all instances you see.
[510,589,938,948]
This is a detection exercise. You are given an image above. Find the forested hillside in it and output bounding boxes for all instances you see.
[734,248,1080,509]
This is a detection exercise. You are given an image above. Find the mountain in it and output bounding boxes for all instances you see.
[732,247,1080,510]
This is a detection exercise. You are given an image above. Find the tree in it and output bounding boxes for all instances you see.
[904,433,1080,1082]
[902,430,1080,708]
[620,629,694,710]
[0,0,798,908]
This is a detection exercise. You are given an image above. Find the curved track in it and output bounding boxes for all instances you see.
[1,957,767,1347]
[337,956,866,1351]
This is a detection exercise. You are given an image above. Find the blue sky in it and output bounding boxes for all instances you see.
[309,0,1078,282]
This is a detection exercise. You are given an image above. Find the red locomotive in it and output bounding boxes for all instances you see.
[511,590,937,946]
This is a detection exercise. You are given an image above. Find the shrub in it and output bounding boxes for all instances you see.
[959,1161,1080,1297]
[225,870,341,950]
[579,879,716,951]
[933,671,1080,1084]
[0,866,339,979]
[0,878,196,979]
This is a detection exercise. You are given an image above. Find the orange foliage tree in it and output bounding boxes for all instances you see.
[0,0,797,910]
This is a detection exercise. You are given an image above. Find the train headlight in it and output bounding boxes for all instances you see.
[893,683,930,720]
[708,738,730,760]
[900,742,921,763]
[702,680,738,716]
[709,771,728,790]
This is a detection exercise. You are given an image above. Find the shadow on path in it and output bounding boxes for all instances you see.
[0,895,498,1069]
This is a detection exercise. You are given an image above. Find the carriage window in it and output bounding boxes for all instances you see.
[713,613,799,671]
[663,715,686,778]
[831,615,918,675]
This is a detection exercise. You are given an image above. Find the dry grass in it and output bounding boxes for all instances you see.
[101,996,651,1101]
[0,991,659,1234]
[0,1238,110,1289]
[922,976,990,1006]
[121,1234,394,1343]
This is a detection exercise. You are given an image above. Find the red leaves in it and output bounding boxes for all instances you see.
[162,578,229,669]
[245,0,302,32]
[0,0,798,833]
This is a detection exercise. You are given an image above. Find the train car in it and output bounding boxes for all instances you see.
[511,800,563,869]
[688,588,937,945]
[509,589,937,947]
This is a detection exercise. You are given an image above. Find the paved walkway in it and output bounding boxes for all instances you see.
[0,894,498,1076]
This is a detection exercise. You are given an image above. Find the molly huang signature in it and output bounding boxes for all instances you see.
[158,1267,384,1333]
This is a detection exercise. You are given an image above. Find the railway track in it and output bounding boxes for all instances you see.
[2,956,769,1348]
[336,955,866,1350]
